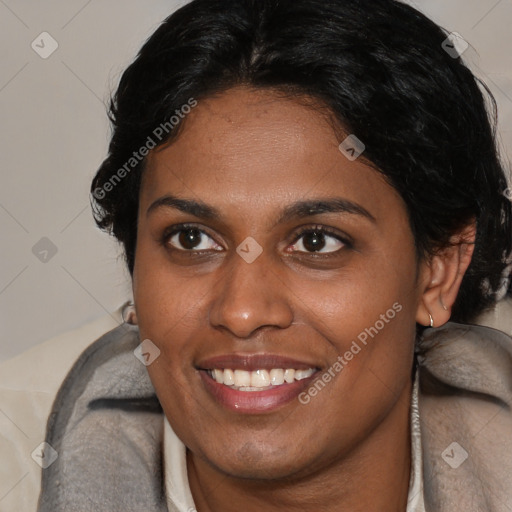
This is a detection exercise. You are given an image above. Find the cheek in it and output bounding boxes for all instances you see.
[133,236,208,329]
[291,253,418,389]
[132,247,208,416]
[292,277,416,443]
[291,248,417,333]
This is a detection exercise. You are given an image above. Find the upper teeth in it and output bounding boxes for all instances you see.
[209,368,315,389]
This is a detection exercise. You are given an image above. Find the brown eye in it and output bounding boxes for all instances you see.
[302,231,326,252]
[290,229,345,254]
[167,227,222,252]
[178,228,203,249]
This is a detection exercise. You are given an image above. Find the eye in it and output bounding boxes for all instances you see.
[289,227,347,254]
[166,226,223,252]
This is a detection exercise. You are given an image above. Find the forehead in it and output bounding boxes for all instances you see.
[141,86,400,220]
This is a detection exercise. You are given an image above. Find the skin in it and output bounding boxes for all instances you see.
[132,86,474,512]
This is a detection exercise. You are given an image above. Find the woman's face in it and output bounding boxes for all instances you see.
[133,87,426,480]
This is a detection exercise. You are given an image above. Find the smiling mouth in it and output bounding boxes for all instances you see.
[197,354,321,412]
[207,367,316,391]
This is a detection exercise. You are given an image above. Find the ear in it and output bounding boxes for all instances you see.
[416,221,476,328]
[122,301,138,325]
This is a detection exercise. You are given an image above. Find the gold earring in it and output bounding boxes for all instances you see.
[428,312,434,328]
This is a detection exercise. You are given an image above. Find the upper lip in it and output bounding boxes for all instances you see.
[196,354,321,372]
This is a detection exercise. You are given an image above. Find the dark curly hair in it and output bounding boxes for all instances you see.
[91,0,512,323]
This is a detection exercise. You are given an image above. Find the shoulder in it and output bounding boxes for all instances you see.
[0,305,126,512]
[417,297,512,510]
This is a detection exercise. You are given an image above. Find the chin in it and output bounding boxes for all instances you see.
[204,442,315,481]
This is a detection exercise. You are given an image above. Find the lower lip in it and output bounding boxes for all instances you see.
[199,371,317,414]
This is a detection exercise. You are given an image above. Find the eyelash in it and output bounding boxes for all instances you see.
[289,225,352,254]
[160,223,352,255]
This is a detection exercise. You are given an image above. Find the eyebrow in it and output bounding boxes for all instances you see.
[278,198,376,224]
[146,194,376,224]
[147,195,218,219]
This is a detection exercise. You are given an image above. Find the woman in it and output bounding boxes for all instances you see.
[38,0,512,510]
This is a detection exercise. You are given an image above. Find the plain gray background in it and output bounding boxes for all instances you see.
[1,0,512,361]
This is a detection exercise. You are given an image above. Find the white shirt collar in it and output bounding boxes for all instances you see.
[163,418,196,512]
[407,368,426,512]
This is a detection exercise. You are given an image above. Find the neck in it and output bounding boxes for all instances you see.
[187,379,413,512]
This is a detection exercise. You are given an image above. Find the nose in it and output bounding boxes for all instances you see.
[208,251,294,338]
